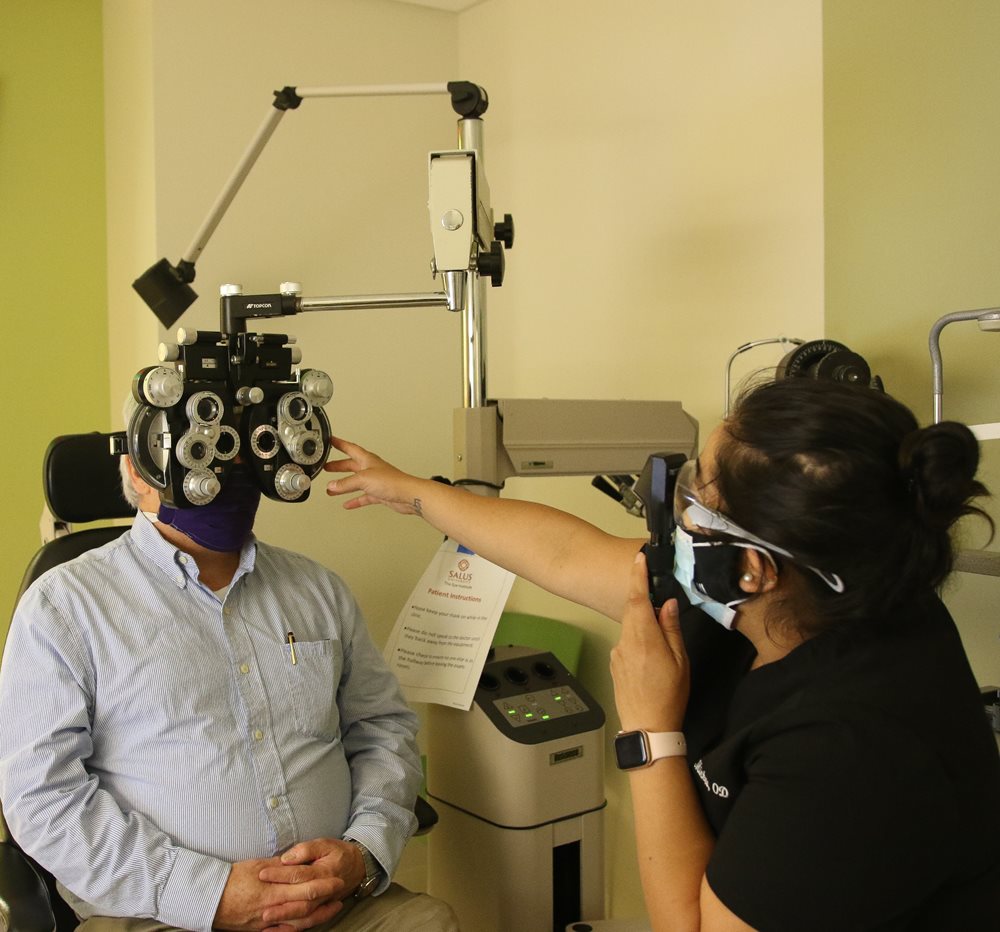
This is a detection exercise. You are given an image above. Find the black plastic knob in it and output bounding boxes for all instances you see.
[493,213,515,249]
[476,241,506,287]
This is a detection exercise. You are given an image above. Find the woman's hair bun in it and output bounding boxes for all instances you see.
[898,421,987,529]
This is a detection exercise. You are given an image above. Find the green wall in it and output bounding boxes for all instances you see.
[824,0,1000,428]
[0,0,109,647]
[824,1,1000,684]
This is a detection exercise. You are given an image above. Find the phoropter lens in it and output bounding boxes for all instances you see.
[186,391,223,426]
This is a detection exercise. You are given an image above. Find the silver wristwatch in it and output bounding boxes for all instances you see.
[346,840,380,899]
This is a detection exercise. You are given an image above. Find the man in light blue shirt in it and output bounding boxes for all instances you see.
[0,453,457,932]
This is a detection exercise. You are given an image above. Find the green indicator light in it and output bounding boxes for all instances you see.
[542,714,551,720]
[554,695,562,701]
[525,713,533,718]
[507,709,517,715]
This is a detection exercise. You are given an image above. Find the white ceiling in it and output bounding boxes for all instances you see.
[392,0,486,11]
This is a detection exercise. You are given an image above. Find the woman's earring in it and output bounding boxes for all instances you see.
[741,573,755,584]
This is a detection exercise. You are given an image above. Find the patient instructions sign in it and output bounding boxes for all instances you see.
[384,539,515,709]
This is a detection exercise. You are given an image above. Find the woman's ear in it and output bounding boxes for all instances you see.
[738,549,779,594]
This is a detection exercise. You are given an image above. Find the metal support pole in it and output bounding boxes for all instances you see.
[461,272,488,408]
[929,307,1000,422]
[299,292,450,313]
[457,118,488,408]
[182,107,288,266]
[294,83,450,99]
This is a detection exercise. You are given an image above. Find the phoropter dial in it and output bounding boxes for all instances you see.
[300,369,334,407]
[277,391,312,424]
[183,467,221,505]
[175,428,217,469]
[134,366,184,408]
[186,390,224,426]
[213,425,241,461]
[275,463,311,501]
[277,390,325,467]
[251,424,281,459]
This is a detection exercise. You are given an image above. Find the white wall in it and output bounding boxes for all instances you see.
[456,0,825,916]
[104,0,825,920]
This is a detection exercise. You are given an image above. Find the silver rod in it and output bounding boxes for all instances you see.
[458,116,484,155]
[457,117,488,408]
[182,107,287,265]
[928,307,1000,423]
[294,83,450,99]
[724,336,803,417]
[298,293,450,313]
[461,272,487,408]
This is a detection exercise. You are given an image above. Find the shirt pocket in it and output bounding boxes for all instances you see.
[282,638,341,741]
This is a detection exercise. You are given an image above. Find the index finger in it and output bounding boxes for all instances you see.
[323,436,365,472]
[322,437,370,474]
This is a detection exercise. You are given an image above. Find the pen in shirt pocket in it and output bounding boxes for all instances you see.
[286,631,297,665]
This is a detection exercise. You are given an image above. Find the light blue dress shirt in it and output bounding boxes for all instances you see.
[0,516,420,931]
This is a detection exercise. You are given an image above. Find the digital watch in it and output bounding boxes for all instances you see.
[614,730,687,770]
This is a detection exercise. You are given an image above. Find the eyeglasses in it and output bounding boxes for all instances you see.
[673,458,845,594]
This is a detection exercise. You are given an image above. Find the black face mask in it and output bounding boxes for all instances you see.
[688,530,750,605]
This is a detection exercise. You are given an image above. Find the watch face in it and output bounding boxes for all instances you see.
[614,731,649,770]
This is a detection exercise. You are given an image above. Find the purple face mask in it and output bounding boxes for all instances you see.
[158,466,262,552]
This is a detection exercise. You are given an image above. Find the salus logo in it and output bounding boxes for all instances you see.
[449,558,473,581]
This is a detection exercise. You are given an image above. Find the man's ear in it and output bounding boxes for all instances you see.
[738,549,779,594]
[124,456,159,507]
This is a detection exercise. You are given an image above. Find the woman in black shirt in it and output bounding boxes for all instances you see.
[326,378,1000,931]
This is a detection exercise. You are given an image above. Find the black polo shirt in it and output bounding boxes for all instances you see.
[679,593,1000,931]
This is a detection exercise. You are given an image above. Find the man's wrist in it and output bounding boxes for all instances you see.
[344,839,380,898]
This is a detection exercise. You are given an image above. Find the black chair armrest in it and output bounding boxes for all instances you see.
[0,841,56,932]
[414,795,438,836]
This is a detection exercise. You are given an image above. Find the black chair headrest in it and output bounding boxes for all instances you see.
[44,433,136,524]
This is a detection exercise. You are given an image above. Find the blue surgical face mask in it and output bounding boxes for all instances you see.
[673,527,749,629]
[157,465,261,552]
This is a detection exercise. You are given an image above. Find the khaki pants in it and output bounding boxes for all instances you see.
[74,883,460,932]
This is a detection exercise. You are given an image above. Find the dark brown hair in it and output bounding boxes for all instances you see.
[718,378,992,633]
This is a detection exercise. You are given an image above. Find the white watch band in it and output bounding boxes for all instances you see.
[614,729,687,770]
[645,731,687,759]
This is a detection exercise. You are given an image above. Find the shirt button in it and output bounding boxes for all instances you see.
[223,606,232,616]
[175,575,185,586]
[179,555,188,565]
[254,729,264,741]
[239,663,250,675]
[268,796,280,809]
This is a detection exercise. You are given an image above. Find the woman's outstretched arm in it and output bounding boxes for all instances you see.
[324,437,644,621]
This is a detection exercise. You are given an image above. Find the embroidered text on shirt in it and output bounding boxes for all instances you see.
[694,758,730,798]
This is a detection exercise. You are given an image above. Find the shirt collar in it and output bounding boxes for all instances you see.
[128,513,258,590]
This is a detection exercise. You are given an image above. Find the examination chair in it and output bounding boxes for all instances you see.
[0,432,436,932]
